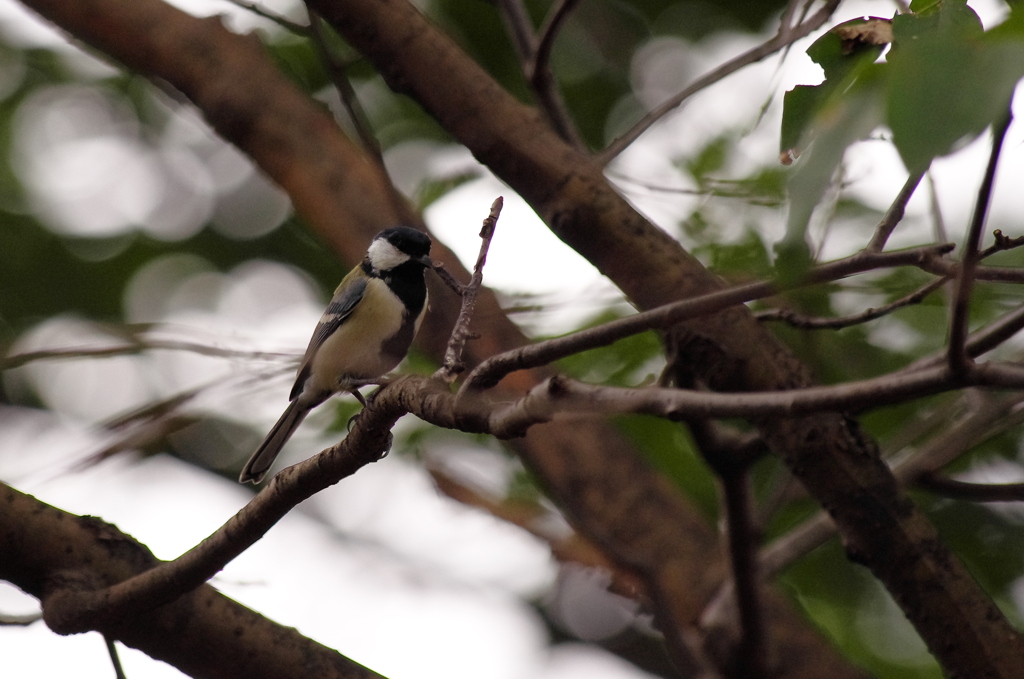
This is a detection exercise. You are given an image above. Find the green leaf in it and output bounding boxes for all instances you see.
[780,85,826,156]
[414,170,480,210]
[782,69,885,269]
[780,17,889,156]
[887,2,1024,173]
[683,135,731,183]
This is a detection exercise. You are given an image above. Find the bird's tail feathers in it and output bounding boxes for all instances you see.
[239,400,310,484]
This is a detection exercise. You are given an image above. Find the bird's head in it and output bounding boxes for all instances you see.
[366,226,433,271]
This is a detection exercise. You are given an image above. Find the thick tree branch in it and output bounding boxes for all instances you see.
[13,3,766,674]
[0,483,383,679]
[20,0,1024,675]
[55,361,1024,638]
[41,396,403,635]
[758,391,1024,580]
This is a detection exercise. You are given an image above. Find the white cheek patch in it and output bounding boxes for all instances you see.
[367,239,410,271]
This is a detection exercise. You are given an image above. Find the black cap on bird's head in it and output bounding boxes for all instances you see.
[381,226,431,258]
[367,226,433,271]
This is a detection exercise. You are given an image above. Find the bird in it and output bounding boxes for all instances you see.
[239,226,433,484]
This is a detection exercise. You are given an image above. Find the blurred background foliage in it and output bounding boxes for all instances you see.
[4,0,1024,678]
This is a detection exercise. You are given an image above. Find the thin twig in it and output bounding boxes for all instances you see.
[756,275,947,330]
[463,243,954,391]
[530,0,581,83]
[866,171,925,252]
[0,611,42,626]
[483,361,1024,440]
[928,171,949,243]
[756,511,835,581]
[494,0,584,147]
[892,392,1024,482]
[529,0,582,100]
[879,393,972,458]
[918,475,1024,502]
[958,303,1024,361]
[598,0,841,165]
[486,367,958,435]
[494,0,535,65]
[920,259,1024,283]
[435,198,502,382]
[779,0,803,33]
[105,636,128,679]
[2,339,296,370]
[431,265,467,297]
[306,11,384,165]
[948,110,1013,374]
[223,0,309,34]
[915,224,1024,285]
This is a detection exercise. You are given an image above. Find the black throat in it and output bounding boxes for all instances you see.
[362,259,427,316]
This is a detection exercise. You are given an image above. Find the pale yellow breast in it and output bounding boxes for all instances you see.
[306,278,408,392]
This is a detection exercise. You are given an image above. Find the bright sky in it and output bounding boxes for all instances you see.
[1,0,1022,678]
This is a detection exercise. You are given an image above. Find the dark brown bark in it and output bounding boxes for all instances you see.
[303,0,1024,675]
[0,483,382,679]
[14,0,1018,676]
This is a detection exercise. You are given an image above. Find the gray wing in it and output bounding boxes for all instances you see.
[289,277,368,401]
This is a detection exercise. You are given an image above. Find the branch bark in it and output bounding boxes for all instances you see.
[0,483,383,679]
[17,0,1024,676]
[302,1,1024,675]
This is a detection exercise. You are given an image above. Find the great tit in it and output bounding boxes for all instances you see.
[239,226,433,484]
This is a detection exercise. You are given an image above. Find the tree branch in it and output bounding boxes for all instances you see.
[464,243,953,391]
[494,0,584,147]
[529,0,582,88]
[22,0,1024,674]
[0,483,383,679]
[757,390,1024,580]
[2,336,296,369]
[300,3,1024,648]
[865,171,925,252]
[41,396,404,635]
[223,0,309,34]
[306,11,384,164]
[435,197,502,382]
[948,111,1013,374]
[721,471,768,679]
[918,475,1024,502]
[598,0,841,164]
[105,636,128,679]
[756,275,947,330]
